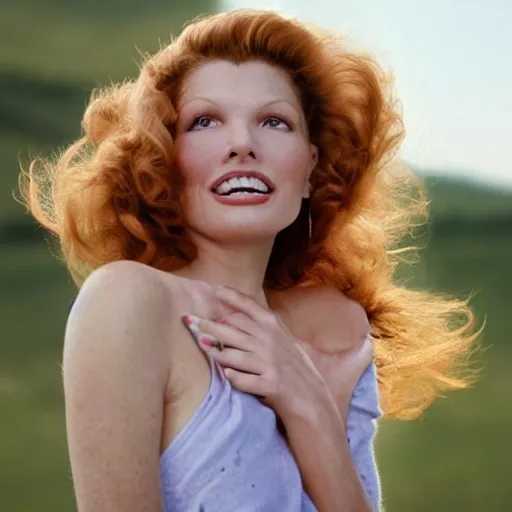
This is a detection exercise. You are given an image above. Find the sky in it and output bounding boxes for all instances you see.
[224,0,512,190]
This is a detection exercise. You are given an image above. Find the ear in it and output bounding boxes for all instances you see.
[303,143,319,199]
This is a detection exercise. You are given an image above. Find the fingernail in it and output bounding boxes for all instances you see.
[181,314,202,340]
[182,313,201,328]
[198,335,214,347]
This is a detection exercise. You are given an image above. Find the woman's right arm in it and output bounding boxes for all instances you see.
[63,261,172,512]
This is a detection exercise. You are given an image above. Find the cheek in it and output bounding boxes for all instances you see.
[269,137,311,187]
[176,134,224,183]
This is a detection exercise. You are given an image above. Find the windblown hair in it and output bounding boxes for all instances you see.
[20,9,480,420]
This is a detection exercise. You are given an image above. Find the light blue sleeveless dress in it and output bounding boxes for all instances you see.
[160,339,382,511]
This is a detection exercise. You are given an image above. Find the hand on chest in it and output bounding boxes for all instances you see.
[184,280,373,424]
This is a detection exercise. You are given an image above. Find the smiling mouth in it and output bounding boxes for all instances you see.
[213,188,271,196]
[212,176,274,196]
[210,171,275,196]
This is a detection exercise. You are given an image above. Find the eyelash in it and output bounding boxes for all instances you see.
[188,115,290,130]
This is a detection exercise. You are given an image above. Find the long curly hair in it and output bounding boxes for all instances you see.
[19,9,481,420]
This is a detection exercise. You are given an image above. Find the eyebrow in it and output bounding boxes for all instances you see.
[179,97,301,114]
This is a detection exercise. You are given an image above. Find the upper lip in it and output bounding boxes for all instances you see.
[210,171,275,192]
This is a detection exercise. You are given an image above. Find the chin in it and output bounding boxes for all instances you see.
[196,221,284,242]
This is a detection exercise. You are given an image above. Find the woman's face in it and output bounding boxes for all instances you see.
[175,59,318,243]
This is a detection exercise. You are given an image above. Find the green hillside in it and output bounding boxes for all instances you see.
[1,2,511,511]
[424,174,512,219]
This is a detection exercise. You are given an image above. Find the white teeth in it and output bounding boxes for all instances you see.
[215,176,270,195]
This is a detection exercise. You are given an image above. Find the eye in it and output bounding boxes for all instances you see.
[263,116,290,129]
[189,116,217,131]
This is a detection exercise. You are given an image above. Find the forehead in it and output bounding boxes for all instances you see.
[179,60,301,108]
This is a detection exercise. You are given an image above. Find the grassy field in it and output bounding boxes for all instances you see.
[378,228,512,511]
[1,1,511,510]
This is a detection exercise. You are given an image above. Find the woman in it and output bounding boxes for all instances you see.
[20,8,479,512]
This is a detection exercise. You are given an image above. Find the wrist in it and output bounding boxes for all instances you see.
[281,391,371,512]
[283,384,344,432]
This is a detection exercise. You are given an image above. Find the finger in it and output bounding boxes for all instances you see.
[223,368,271,397]
[203,347,264,375]
[214,286,277,328]
[182,315,219,345]
[184,314,253,351]
[216,312,260,337]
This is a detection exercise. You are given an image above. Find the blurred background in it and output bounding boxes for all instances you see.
[1,0,510,510]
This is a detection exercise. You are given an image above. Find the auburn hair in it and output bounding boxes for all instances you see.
[19,9,481,420]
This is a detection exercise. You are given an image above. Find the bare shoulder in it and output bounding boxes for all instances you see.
[63,260,176,511]
[307,284,369,333]
[279,283,370,352]
[277,283,374,420]
[68,260,180,333]
[64,259,179,404]
[72,259,171,306]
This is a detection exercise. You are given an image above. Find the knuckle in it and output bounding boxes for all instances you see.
[222,350,237,366]
[248,374,260,388]
[226,369,238,383]
[265,371,279,393]
[234,350,247,366]
[222,284,238,295]
[263,311,278,327]
[261,379,275,397]
[266,350,278,367]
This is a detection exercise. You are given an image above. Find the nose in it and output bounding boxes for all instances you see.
[225,122,257,162]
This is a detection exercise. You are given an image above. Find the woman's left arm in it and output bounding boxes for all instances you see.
[283,360,382,512]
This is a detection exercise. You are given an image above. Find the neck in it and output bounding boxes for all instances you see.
[173,235,275,309]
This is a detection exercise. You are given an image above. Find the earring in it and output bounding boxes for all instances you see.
[308,203,312,240]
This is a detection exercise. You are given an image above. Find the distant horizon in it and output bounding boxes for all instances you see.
[409,163,512,193]
[224,0,512,190]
